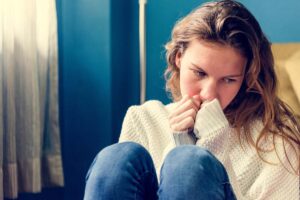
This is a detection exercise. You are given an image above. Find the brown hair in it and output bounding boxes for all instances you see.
[165,0,300,173]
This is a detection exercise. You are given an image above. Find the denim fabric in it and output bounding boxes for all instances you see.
[84,142,236,200]
[158,145,236,200]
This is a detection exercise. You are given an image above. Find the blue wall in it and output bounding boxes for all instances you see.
[53,0,300,200]
[239,0,300,43]
[111,0,140,142]
[56,0,139,200]
[58,0,113,199]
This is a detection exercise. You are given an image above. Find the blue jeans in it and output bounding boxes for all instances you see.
[84,142,236,200]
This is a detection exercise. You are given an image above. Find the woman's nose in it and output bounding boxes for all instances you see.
[199,80,218,102]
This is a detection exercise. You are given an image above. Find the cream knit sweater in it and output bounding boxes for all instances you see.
[119,100,299,200]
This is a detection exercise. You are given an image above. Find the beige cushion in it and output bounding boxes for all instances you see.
[272,43,300,117]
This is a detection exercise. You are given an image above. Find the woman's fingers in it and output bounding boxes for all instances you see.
[170,96,200,119]
[170,116,195,132]
[169,95,201,132]
[174,95,189,109]
[169,108,197,125]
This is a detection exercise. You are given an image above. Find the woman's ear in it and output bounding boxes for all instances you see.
[175,51,182,69]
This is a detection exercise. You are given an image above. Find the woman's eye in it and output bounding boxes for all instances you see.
[223,78,236,84]
[193,70,207,78]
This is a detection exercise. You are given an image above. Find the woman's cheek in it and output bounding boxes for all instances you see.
[187,88,200,97]
[181,80,200,97]
[221,86,240,109]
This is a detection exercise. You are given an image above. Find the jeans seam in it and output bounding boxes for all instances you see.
[134,170,157,200]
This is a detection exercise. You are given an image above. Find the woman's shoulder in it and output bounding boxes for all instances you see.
[123,100,176,128]
[121,100,174,142]
[127,100,176,115]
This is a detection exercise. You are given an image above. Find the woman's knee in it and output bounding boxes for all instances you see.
[162,145,227,180]
[84,142,158,199]
[159,146,231,200]
[86,142,152,180]
[100,142,149,161]
[164,145,216,165]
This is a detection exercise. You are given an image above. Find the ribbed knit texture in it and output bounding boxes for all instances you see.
[119,100,299,200]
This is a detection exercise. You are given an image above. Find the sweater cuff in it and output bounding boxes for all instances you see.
[173,130,197,146]
[193,99,229,138]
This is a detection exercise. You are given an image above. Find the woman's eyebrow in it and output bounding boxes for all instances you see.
[191,63,244,77]
[191,63,205,71]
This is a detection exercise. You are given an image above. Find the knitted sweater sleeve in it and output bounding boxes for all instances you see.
[168,99,232,155]
[193,99,231,156]
[118,106,149,149]
[192,99,299,200]
[172,99,226,146]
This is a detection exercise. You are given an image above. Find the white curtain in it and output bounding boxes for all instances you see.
[0,0,64,199]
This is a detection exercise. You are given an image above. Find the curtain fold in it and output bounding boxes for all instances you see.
[0,0,64,199]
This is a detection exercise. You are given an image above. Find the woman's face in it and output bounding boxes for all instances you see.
[176,39,247,109]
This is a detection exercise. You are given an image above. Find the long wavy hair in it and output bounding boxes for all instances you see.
[164,0,300,173]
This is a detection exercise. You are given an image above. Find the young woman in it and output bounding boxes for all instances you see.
[84,0,300,199]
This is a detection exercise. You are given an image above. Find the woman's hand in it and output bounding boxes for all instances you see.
[169,94,201,132]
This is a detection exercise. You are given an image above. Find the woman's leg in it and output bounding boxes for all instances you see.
[158,145,236,200]
[84,142,158,200]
